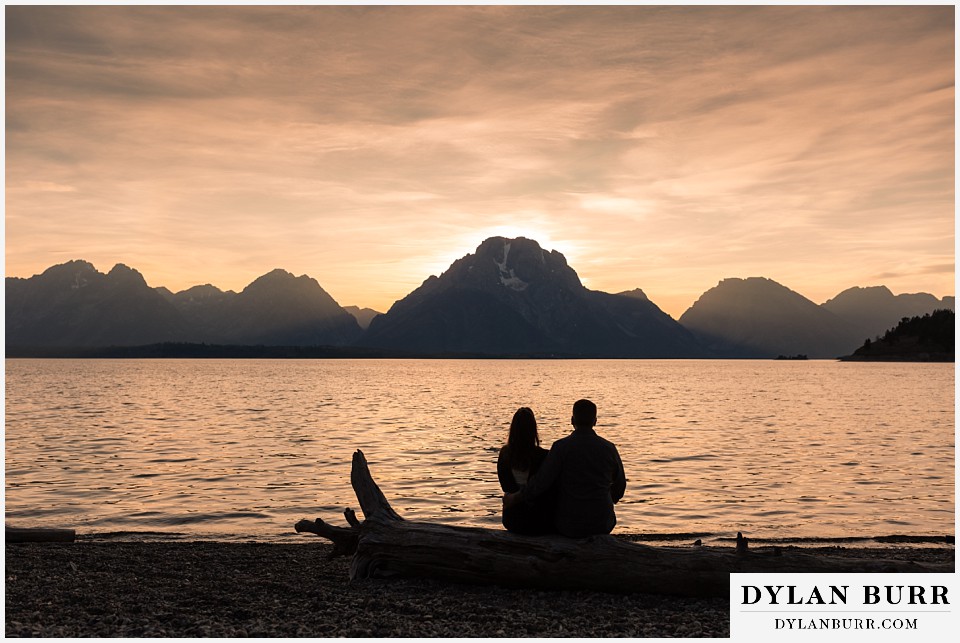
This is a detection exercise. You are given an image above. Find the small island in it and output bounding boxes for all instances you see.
[840,309,954,362]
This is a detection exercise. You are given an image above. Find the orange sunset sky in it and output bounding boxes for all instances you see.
[4,4,954,319]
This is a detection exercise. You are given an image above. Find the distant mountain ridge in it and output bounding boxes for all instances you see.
[678,277,862,358]
[5,241,953,359]
[343,306,382,330]
[821,286,954,344]
[160,283,237,341]
[6,262,361,348]
[677,278,954,358]
[5,260,190,347]
[215,269,361,346]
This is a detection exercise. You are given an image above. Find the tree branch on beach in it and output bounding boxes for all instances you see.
[296,451,951,598]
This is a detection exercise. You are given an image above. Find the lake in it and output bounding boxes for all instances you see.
[3,359,954,546]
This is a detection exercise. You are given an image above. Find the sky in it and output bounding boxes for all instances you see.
[4,4,955,319]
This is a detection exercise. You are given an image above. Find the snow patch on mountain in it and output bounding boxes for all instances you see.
[71,273,89,290]
[493,241,528,291]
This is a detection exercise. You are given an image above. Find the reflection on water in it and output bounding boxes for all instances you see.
[4,359,954,544]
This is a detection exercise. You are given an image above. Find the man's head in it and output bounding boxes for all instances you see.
[571,399,597,430]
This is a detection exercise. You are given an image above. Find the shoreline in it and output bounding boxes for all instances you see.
[6,539,953,638]
[65,528,958,548]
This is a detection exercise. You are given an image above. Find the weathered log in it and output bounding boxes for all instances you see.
[296,450,952,597]
[6,526,76,543]
[295,509,359,558]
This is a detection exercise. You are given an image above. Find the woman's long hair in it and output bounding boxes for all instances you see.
[506,406,540,471]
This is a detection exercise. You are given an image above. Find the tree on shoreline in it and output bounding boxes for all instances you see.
[850,309,954,361]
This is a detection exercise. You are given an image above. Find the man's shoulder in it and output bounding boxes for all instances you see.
[581,430,621,453]
[596,433,619,449]
[551,430,621,452]
[546,433,575,455]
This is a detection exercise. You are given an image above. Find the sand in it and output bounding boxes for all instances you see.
[4,540,953,638]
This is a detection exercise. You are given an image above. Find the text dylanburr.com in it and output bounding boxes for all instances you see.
[731,573,956,640]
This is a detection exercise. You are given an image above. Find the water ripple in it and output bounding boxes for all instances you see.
[4,358,954,542]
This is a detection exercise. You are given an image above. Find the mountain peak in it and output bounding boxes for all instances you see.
[343,305,382,330]
[107,263,148,288]
[177,284,225,297]
[475,236,570,265]
[54,259,97,270]
[36,260,101,290]
[825,285,894,303]
[238,268,347,309]
[475,235,542,254]
[255,268,296,281]
[617,288,648,301]
[696,277,797,305]
[361,236,702,357]
[40,259,97,277]
[462,236,579,293]
[717,276,777,288]
[172,284,233,310]
[243,269,319,295]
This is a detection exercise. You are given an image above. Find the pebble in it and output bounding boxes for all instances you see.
[5,541,952,637]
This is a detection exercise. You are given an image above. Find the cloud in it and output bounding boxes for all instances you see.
[920,264,956,275]
[4,5,954,317]
[9,181,77,193]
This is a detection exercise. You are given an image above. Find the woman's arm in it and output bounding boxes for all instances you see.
[497,447,520,493]
[610,448,626,503]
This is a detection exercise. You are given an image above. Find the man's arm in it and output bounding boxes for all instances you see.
[520,444,562,503]
[610,448,626,503]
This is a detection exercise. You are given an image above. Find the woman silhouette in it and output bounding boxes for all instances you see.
[497,407,555,535]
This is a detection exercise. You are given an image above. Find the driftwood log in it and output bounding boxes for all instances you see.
[296,450,951,597]
[6,526,76,543]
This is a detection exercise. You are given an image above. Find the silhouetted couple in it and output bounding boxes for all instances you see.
[499,399,626,538]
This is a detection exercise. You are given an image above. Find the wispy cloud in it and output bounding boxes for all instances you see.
[5,5,953,317]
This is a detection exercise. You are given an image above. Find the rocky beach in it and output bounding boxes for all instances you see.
[5,539,953,638]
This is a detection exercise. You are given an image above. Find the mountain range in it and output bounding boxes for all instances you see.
[5,237,953,358]
[678,278,952,358]
[679,277,859,358]
[6,261,361,349]
[821,286,954,341]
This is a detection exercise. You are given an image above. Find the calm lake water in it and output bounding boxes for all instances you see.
[4,359,954,546]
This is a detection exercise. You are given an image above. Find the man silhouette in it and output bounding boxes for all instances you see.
[506,399,626,537]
